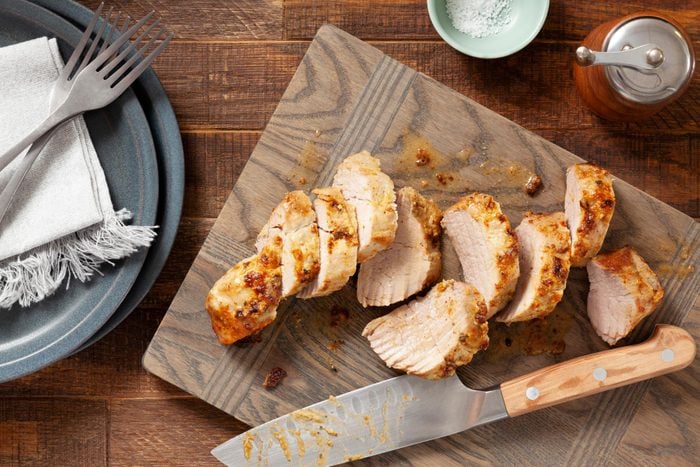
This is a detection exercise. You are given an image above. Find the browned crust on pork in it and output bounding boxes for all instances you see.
[407,187,443,289]
[445,193,520,313]
[283,190,314,218]
[497,211,571,322]
[408,187,442,249]
[593,246,664,323]
[332,151,397,262]
[256,191,320,296]
[568,163,615,267]
[292,222,321,283]
[206,239,283,345]
[298,188,358,298]
[527,212,571,320]
[317,188,358,255]
[435,282,489,379]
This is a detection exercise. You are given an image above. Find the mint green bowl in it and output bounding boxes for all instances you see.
[427,0,550,58]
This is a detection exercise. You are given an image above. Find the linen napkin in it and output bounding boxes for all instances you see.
[0,37,156,308]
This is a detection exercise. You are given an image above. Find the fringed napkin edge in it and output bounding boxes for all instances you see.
[0,208,156,308]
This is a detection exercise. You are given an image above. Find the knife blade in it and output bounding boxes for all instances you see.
[212,324,695,466]
[213,374,506,466]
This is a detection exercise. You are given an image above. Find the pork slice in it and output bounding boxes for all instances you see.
[205,239,283,345]
[357,187,442,307]
[332,150,397,263]
[298,187,359,298]
[441,193,519,318]
[587,246,664,345]
[565,163,615,267]
[255,191,320,297]
[363,280,489,379]
[497,211,571,323]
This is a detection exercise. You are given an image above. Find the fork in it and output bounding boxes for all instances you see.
[0,4,172,174]
[0,4,173,223]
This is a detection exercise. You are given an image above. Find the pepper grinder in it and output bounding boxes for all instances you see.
[573,11,695,121]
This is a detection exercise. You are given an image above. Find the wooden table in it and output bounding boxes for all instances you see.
[1,1,698,465]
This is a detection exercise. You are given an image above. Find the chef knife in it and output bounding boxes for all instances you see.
[212,324,695,465]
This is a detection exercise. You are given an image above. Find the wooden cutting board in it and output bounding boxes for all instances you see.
[144,25,699,465]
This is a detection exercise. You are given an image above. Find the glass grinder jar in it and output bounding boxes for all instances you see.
[573,11,695,121]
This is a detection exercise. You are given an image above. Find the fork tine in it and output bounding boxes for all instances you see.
[106,26,163,86]
[112,33,173,95]
[59,2,103,80]
[95,9,120,58]
[104,16,131,63]
[75,6,112,77]
[91,11,154,70]
[100,18,161,77]
[118,16,131,36]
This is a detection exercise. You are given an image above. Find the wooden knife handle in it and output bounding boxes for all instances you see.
[500,325,696,417]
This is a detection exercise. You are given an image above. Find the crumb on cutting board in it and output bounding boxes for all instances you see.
[330,306,350,327]
[525,174,543,196]
[263,367,287,389]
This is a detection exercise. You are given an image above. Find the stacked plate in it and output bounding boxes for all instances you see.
[0,0,184,382]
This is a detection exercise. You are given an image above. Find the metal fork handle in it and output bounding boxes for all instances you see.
[0,109,68,174]
[0,124,62,226]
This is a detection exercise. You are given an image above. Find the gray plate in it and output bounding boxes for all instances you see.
[33,0,185,353]
[0,0,159,382]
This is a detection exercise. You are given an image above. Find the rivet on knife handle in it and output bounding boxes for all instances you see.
[499,324,696,417]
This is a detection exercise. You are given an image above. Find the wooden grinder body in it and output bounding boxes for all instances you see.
[573,11,695,122]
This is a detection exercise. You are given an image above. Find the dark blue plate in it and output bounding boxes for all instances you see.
[31,0,185,353]
[0,0,159,382]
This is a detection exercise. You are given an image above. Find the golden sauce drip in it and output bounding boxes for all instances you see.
[288,138,324,188]
[435,172,454,185]
[655,245,693,278]
[455,147,473,162]
[475,159,538,190]
[485,305,573,360]
[680,246,691,260]
[389,131,473,191]
[391,131,543,195]
[327,339,344,352]
[396,132,451,170]
[298,141,320,168]
[656,263,695,278]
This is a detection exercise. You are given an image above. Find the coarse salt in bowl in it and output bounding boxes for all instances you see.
[427,0,550,58]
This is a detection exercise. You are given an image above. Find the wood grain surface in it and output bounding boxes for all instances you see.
[1,1,698,466]
[143,22,700,465]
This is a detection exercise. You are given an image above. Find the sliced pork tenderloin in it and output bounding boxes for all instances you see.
[587,246,664,345]
[357,187,442,307]
[565,163,615,267]
[363,280,489,379]
[332,151,397,263]
[206,239,283,345]
[255,191,320,297]
[298,187,359,298]
[441,193,519,318]
[497,211,571,323]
